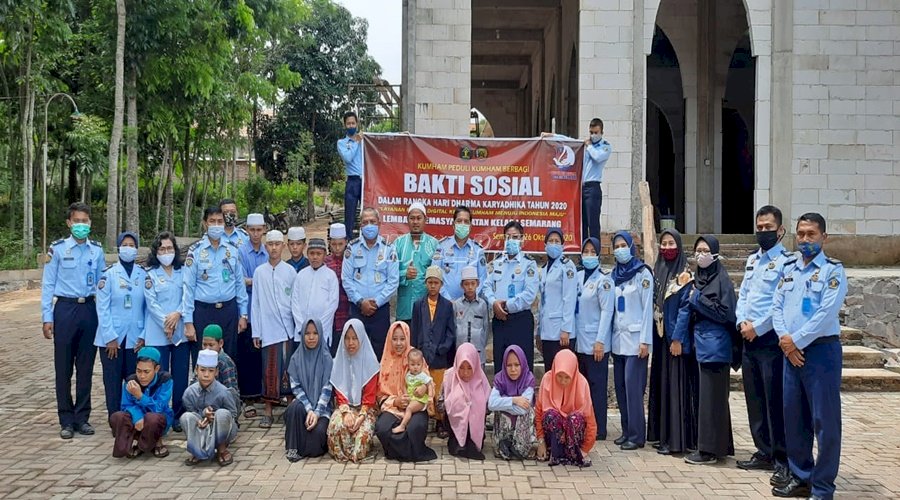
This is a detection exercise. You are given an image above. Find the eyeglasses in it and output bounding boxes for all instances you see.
[158,247,175,255]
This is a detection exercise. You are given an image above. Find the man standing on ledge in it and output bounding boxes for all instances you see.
[338,111,363,238]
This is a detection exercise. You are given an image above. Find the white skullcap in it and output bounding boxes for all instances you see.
[329,223,347,239]
[266,230,284,242]
[408,202,427,216]
[197,349,218,368]
[461,265,478,281]
[246,213,265,226]
[287,226,306,241]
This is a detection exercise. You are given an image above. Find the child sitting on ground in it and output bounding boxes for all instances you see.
[393,349,434,434]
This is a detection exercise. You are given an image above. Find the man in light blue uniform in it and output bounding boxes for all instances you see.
[436,205,487,301]
[183,206,249,367]
[735,205,795,487]
[341,207,398,360]
[219,198,250,249]
[538,227,578,371]
[483,221,539,371]
[337,111,363,237]
[772,213,847,500]
[237,213,268,407]
[41,202,105,439]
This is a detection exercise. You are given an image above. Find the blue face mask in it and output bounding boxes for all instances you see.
[582,255,599,270]
[207,225,225,241]
[545,243,563,259]
[505,238,521,256]
[118,246,138,263]
[346,127,358,136]
[798,241,822,259]
[614,247,633,264]
[361,223,379,240]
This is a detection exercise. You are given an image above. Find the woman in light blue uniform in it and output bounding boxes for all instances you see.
[538,227,578,372]
[95,231,147,419]
[140,231,189,428]
[574,237,614,441]
[609,231,653,451]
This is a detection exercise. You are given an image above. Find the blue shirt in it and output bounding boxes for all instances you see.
[583,138,612,183]
[222,227,249,249]
[95,262,147,348]
[142,266,186,347]
[611,268,654,356]
[286,256,309,272]
[337,136,363,177]
[488,386,535,415]
[539,257,578,340]
[735,243,796,336]
[434,236,487,301]
[773,251,847,350]
[482,253,539,314]
[41,236,105,322]
[575,269,615,355]
[239,241,269,320]
[181,236,249,324]
[340,236,399,308]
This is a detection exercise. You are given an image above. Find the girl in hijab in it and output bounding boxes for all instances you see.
[535,349,596,466]
[327,319,381,462]
[284,319,334,461]
[609,231,654,451]
[488,345,538,460]
[438,343,490,460]
[374,321,438,462]
[574,237,614,441]
[674,235,738,465]
[649,229,699,456]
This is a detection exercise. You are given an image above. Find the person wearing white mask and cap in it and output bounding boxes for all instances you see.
[394,202,439,324]
[180,349,240,466]
[292,238,339,352]
[325,223,351,357]
[236,212,268,417]
[251,230,297,428]
[286,226,309,272]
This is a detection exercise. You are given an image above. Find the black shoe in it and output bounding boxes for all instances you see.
[737,452,774,471]
[771,477,810,498]
[77,423,95,436]
[60,426,74,439]
[657,445,671,455]
[685,451,718,465]
[613,435,627,446]
[771,466,791,488]
[172,421,183,433]
[620,441,644,451]
[596,433,607,441]
[651,442,661,449]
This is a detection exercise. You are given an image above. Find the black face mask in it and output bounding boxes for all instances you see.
[224,213,238,228]
[756,230,780,251]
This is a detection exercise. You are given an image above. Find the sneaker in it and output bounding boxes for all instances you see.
[60,426,74,440]
[685,451,718,465]
[77,423,95,435]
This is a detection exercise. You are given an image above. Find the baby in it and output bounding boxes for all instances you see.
[393,349,434,434]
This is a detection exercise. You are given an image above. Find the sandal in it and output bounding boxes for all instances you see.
[127,444,144,459]
[436,427,449,439]
[259,415,273,428]
[217,450,233,467]
[184,455,201,466]
[243,406,258,419]
[153,445,169,458]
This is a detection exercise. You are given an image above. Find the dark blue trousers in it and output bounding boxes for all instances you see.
[613,354,648,445]
[350,303,391,362]
[492,311,535,371]
[344,175,362,236]
[783,339,842,499]
[541,340,570,373]
[191,299,238,365]
[578,352,610,439]
[157,343,191,417]
[99,345,137,418]
[53,300,98,428]
[743,332,786,466]
[582,181,602,240]
[237,324,262,399]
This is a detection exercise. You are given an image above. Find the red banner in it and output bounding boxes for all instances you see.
[362,134,583,253]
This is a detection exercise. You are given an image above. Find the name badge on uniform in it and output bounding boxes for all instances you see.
[86,272,94,287]
[617,295,625,312]
[375,273,382,284]
[124,294,132,309]
[801,296,812,316]
[222,269,231,282]
[507,283,516,299]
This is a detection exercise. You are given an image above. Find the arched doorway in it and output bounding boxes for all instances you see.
[722,34,755,234]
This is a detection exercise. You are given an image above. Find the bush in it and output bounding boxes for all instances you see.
[0,228,38,270]
[330,180,345,205]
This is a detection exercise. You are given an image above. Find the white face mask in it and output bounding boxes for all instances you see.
[696,252,717,269]
[158,253,176,267]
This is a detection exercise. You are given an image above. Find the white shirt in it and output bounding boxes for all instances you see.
[291,264,339,347]
[251,261,296,348]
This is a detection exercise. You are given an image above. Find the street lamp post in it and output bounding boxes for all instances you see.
[42,93,80,265]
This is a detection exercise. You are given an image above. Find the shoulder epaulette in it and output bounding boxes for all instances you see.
[561,256,572,264]
[50,238,65,247]
[90,239,103,247]
[524,254,535,261]
[471,239,483,248]
[103,264,115,272]
[223,239,239,248]
[188,240,203,251]
[781,249,793,257]
[438,236,452,243]
[348,237,360,246]
[826,257,842,266]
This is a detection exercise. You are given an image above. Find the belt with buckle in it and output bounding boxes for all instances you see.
[197,299,233,310]
[56,296,95,304]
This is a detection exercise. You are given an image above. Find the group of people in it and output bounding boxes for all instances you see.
[42,193,846,499]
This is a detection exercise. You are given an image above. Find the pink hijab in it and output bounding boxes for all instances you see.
[442,343,490,449]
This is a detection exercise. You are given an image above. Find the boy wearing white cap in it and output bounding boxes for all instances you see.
[180,349,240,466]
[286,226,309,272]
[251,230,297,428]
[325,223,351,356]
[236,213,268,414]
[394,202,439,324]
[291,238,339,352]
[452,265,490,366]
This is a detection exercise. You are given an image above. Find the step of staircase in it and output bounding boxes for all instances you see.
[842,346,887,369]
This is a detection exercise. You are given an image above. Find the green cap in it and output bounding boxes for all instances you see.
[137,346,161,364]
[203,324,223,340]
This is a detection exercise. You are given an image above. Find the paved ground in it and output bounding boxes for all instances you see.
[1,289,898,499]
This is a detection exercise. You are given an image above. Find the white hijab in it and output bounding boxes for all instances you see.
[329,318,380,406]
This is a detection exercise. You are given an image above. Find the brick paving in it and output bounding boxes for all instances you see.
[1,289,898,499]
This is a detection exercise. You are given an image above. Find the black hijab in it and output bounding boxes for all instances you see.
[693,235,737,326]
[653,229,687,309]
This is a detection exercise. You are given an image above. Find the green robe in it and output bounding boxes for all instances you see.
[394,232,439,321]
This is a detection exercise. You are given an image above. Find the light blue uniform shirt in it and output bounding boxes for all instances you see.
[238,241,269,321]
[181,236,249,324]
[434,236,487,301]
[575,269,615,355]
[337,136,363,177]
[41,236,105,322]
[611,268,654,356]
[735,243,796,336]
[487,386,535,415]
[222,227,249,249]
[142,266,185,347]
[539,257,578,340]
[773,251,847,350]
[95,262,147,348]
[483,253,539,314]
[583,138,612,183]
[340,236,399,308]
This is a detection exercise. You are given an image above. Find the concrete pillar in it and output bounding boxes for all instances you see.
[401,0,417,132]
[631,0,646,229]
[770,0,793,225]
[695,0,716,233]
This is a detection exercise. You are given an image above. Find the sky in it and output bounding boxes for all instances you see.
[336,0,402,84]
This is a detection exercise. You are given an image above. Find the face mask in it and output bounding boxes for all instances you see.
[346,127,358,136]
[798,241,822,259]
[361,223,379,240]
[505,238,521,256]
[613,247,632,264]
[223,213,238,228]
[590,134,602,144]
[454,223,470,240]
[158,253,175,267]
[697,252,717,269]
[756,230,780,251]
[71,222,91,240]
[660,247,679,262]
[582,255,599,270]
[118,246,138,263]
[545,243,563,259]
[207,225,225,240]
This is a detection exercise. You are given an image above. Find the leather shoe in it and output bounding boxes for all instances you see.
[596,433,607,441]
[737,452,775,471]
[77,423,95,435]
[60,426,74,440]
[771,466,791,488]
[772,477,810,498]
[613,435,627,446]
[620,441,644,451]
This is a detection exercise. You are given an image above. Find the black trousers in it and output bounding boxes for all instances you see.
[742,334,786,466]
[492,311,535,371]
[350,303,391,361]
[53,300,98,428]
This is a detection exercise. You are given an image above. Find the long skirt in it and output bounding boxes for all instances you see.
[542,409,591,467]
[262,341,295,404]
[492,410,537,460]
[659,346,700,453]
[698,362,734,457]
[374,411,437,462]
[647,328,666,442]
[180,410,237,461]
[284,400,329,460]
[327,407,377,462]
[447,428,485,460]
